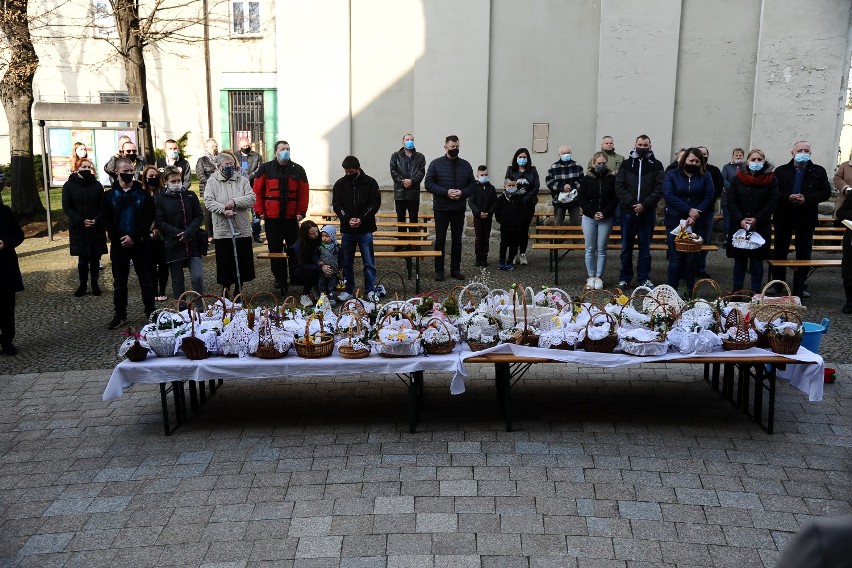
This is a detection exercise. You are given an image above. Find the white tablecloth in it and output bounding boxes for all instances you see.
[102,347,463,401]
[450,343,824,401]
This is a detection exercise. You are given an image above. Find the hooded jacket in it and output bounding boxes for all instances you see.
[155,187,204,262]
[389,147,426,201]
[615,149,664,213]
[318,225,340,271]
[332,170,381,234]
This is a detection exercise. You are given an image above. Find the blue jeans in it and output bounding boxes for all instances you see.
[341,232,376,294]
[619,211,656,284]
[732,256,764,292]
[581,216,613,277]
[168,256,204,300]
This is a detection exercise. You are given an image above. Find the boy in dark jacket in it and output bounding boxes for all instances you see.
[468,165,497,267]
[493,176,525,270]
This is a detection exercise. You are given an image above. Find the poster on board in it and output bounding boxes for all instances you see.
[46,127,137,187]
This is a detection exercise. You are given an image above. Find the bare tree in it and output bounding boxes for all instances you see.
[0,0,45,221]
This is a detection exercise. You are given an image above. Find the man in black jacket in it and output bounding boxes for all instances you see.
[389,133,426,232]
[770,140,832,296]
[100,157,156,329]
[155,139,192,189]
[332,156,381,301]
[424,135,476,281]
[615,134,664,288]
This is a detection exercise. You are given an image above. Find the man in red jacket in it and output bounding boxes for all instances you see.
[253,140,310,289]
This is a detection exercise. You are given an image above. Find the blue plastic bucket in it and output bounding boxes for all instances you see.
[801,317,830,354]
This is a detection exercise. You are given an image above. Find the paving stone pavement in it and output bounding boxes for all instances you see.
[0,227,850,567]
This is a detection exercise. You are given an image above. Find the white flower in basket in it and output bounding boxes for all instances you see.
[249,322,294,354]
[677,307,716,333]
[421,325,454,345]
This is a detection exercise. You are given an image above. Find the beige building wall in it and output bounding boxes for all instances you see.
[0,0,849,198]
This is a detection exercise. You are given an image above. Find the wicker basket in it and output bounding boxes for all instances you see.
[750,280,806,321]
[691,278,722,301]
[181,307,212,360]
[253,308,289,359]
[719,307,757,351]
[124,327,150,362]
[581,311,619,353]
[674,238,703,253]
[337,308,371,359]
[147,309,184,358]
[467,339,499,352]
[294,313,334,359]
[421,317,457,355]
[375,310,421,358]
[763,309,804,355]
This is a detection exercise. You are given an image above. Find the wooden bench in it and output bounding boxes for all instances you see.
[529,225,718,285]
[257,246,441,294]
[766,259,842,297]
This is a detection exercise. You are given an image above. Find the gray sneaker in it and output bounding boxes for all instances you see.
[641,279,654,288]
[337,291,353,302]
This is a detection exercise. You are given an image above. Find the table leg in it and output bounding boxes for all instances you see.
[766,367,776,434]
[414,256,421,295]
[553,249,560,286]
[160,383,171,436]
[198,380,208,404]
[494,362,512,432]
[737,365,748,411]
[414,371,424,412]
[188,381,199,414]
[174,381,187,425]
[752,363,764,426]
[407,373,420,433]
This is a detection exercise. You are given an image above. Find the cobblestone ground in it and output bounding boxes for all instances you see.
[0,226,849,567]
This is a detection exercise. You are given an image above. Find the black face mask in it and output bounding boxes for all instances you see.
[119,172,135,184]
[447,148,459,158]
[240,147,251,155]
[635,148,649,158]
[124,152,137,160]
[594,164,608,174]
[683,163,701,174]
[145,177,159,187]
[79,170,94,181]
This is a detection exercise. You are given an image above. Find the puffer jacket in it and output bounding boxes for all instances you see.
[332,170,381,234]
[424,155,476,211]
[615,149,664,213]
[389,148,426,201]
[204,171,256,240]
[61,172,107,257]
[253,159,310,220]
[99,181,154,244]
[662,168,716,229]
[577,168,619,220]
[155,188,204,262]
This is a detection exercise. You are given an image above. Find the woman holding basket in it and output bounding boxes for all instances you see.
[726,149,779,292]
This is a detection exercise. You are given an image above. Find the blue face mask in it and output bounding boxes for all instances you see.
[167,150,179,159]
[404,140,415,150]
[221,166,235,179]
[516,157,528,167]
[478,176,489,184]
[794,152,810,164]
[505,186,517,194]
[278,149,290,161]
[748,161,764,172]
[560,153,572,162]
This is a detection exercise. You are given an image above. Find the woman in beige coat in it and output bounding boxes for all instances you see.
[204,151,256,296]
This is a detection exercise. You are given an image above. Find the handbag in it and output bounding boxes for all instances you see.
[196,228,209,256]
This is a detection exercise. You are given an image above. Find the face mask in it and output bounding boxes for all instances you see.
[505,187,517,195]
[560,154,571,162]
[278,150,290,161]
[79,170,94,181]
[124,152,137,159]
[404,140,415,150]
[748,161,764,172]
[683,163,700,174]
[345,172,357,180]
[240,147,251,155]
[167,182,183,192]
[447,148,459,158]
[594,164,608,174]
[221,165,235,179]
[145,177,159,187]
[635,148,649,158]
[167,150,179,159]
[794,152,810,164]
[734,158,743,164]
[75,148,87,158]
[517,157,528,167]
[119,172,135,184]
[478,176,489,184]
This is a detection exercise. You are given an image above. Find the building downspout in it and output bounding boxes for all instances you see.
[203,0,213,137]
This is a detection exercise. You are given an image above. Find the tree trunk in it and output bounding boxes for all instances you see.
[0,0,45,222]
[113,0,153,164]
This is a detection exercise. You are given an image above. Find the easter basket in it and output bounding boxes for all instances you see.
[336,308,372,359]
[293,313,334,359]
[373,310,421,358]
[763,309,804,355]
[581,310,619,353]
[718,307,757,351]
[750,280,806,321]
[421,316,457,355]
[180,306,213,360]
[145,309,186,358]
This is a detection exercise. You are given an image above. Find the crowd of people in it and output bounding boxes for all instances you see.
[0,130,844,357]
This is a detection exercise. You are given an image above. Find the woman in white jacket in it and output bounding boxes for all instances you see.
[204,151,256,296]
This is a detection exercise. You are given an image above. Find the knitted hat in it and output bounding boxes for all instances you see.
[321,224,337,243]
